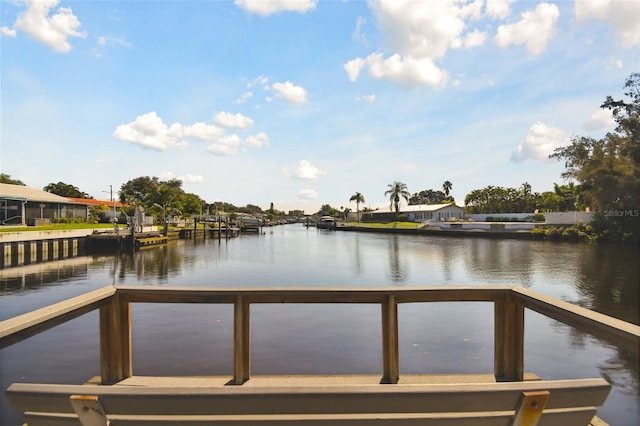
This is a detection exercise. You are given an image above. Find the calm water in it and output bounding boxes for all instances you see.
[1,225,638,425]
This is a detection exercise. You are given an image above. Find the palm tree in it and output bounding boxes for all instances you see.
[349,192,365,223]
[384,181,411,221]
[442,180,452,197]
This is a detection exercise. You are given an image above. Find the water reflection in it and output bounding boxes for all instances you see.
[387,235,408,283]
[0,226,638,425]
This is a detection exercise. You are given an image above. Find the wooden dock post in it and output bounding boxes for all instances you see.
[494,293,524,381]
[99,293,132,384]
[233,295,251,385]
[381,295,399,384]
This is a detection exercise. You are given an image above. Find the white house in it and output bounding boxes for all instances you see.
[362,203,465,222]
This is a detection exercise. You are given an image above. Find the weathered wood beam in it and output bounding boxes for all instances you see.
[512,287,640,354]
[0,286,115,349]
[494,293,524,382]
[99,292,132,384]
[381,295,399,384]
[233,295,250,385]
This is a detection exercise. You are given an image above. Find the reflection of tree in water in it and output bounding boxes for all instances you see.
[117,245,178,283]
[351,233,362,276]
[462,239,535,286]
[548,318,639,403]
[388,235,408,284]
[572,244,639,325]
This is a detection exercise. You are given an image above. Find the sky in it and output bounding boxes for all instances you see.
[1,0,638,213]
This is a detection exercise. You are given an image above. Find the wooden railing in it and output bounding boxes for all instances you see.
[1,285,638,385]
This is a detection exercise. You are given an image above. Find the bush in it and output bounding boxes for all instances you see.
[531,227,546,239]
[545,227,562,240]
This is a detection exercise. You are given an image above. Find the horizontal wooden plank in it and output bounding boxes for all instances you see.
[19,408,603,426]
[7,379,610,417]
[115,285,513,304]
[0,286,116,349]
[512,287,640,353]
[38,408,599,426]
[115,373,541,387]
[105,411,517,426]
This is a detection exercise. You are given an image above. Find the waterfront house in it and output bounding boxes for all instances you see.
[362,203,465,222]
[0,183,88,226]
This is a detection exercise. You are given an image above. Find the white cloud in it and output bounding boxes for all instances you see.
[583,108,615,131]
[344,57,366,82]
[1,26,17,37]
[234,0,317,16]
[247,75,269,88]
[159,171,203,183]
[272,81,307,104]
[244,132,270,148]
[346,0,488,87]
[295,160,325,181]
[298,189,318,200]
[365,53,448,87]
[357,94,376,103]
[214,111,254,129]
[235,91,253,104]
[169,122,224,141]
[485,0,514,19]
[510,121,568,163]
[11,0,86,53]
[207,134,242,156]
[370,0,483,60]
[574,0,640,47]
[352,16,369,45]
[113,113,224,150]
[463,29,487,49]
[495,2,559,56]
[113,112,175,151]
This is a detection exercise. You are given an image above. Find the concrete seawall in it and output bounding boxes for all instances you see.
[0,230,99,269]
[337,225,535,239]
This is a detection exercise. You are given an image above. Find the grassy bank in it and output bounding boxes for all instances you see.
[0,223,115,233]
[339,221,420,229]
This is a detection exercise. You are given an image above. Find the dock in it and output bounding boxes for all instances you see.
[2,285,638,425]
[87,230,167,251]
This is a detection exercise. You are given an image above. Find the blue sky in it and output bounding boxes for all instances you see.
[1,0,638,213]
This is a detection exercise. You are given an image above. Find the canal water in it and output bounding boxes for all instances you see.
[1,224,638,425]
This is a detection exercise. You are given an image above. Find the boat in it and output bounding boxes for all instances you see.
[316,216,336,230]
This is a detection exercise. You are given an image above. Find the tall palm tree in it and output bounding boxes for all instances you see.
[442,180,453,197]
[384,181,410,221]
[349,192,365,223]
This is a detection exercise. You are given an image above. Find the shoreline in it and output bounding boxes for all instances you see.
[337,225,535,239]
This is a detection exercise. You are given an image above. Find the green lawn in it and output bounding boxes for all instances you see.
[0,223,116,233]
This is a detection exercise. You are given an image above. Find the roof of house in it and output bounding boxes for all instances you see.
[367,203,464,214]
[0,183,82,204]
[66,197,127,208]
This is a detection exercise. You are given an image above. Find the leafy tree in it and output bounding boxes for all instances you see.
[349,191,365,222]
[44,181,91,198]
[550,73,640,242]
[409,189,448,205]
[0,174,26,185]
[464,183,540,213]
[120,176,160,206]
[317,204,340,217]
[239,204,264,215]
[179,192,206,217]
[384,181,410,220]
